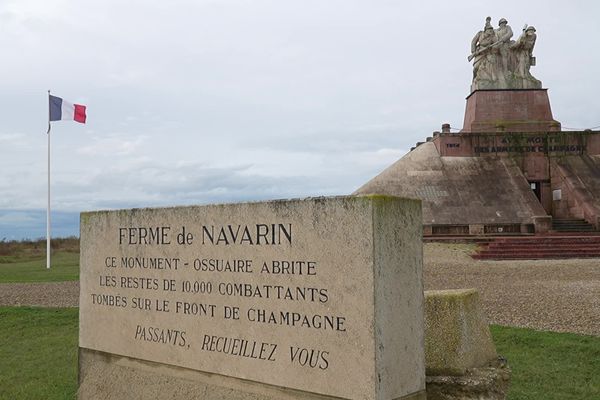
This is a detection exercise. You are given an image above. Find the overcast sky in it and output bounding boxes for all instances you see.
[1,0,599,239]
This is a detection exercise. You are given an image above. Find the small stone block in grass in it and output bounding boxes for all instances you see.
[425,289,498,376]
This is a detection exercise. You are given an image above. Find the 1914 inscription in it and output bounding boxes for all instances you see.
[79,199,402,399]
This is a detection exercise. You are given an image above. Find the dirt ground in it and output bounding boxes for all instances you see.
[1,243,598,336]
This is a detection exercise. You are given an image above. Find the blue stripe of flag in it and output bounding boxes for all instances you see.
[49,95,63,121]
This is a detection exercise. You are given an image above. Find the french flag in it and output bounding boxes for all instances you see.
[49,95,87,124]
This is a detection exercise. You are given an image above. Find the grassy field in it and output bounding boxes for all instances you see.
[0,238,79,283]
[0,307,79,400]
[0,306,598,400]
[1,240,598,399]
[492,326,600,399]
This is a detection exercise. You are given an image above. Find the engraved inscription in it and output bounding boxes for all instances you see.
[78,200,396,400]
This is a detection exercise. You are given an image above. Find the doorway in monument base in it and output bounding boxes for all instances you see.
[529,181,541,201]
[528,180,552,214]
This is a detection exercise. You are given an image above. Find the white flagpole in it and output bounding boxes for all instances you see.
[47,90,51,269]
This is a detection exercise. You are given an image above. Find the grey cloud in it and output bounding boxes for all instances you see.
[48,159,353,211]
[1,1,599,239]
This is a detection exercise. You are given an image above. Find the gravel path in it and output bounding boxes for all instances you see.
[0,281,79,308]
[1,244,598,336]
[424,243,600,337]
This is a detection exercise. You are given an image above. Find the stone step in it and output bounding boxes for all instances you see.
[551,218,597,233]
[488,239,600,244]
[475,251,600,256]
[486,246,600,252]
[487,244,600,250]
[552,220,594,224]
[475,248,600,253]
[475,251,600,255]
[553,228,596,231]
[552,219,588,223]
[495,235,600,241]
[473,235,600,260]
[493,239,600,245]
[473,253,600,260]
[546,231,600,236]
[552,222,591,226]
[480,245,600,251]
[492,237,600,242]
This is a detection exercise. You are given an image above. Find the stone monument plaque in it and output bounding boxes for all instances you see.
[79,196,424,400]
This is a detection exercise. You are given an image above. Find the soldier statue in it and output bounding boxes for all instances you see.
[510,25,542,88]
[470,18,499,90]
[469,17,541,90]
[493,18,513,87]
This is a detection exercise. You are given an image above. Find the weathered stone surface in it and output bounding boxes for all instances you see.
[532,215,552,233]
[79,349,429,400]
[426,358,511,400]
[423,289,509,399]
[356,127,600,233]
[78,196,425,400]
[551,155,600,227]
[424,289,497,376]
[354,142,547,227]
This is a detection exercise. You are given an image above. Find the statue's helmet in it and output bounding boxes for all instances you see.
[526,26,536,32]
[499,18,508,25]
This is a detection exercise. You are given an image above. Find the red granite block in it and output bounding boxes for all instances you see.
[462,89,561,133]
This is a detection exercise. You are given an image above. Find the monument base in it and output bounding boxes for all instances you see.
[425,358,511,400]
[462,89,561,133]
[78,348,427,400]
[78,196,426,400]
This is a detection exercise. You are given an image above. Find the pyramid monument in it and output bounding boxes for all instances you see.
[355,17,600,236]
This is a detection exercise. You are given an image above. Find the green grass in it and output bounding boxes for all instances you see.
[491,325,600,399]
[0,251,79,283]
[0,307,598,400]
[0,237,79,283]
[0,307,79,400]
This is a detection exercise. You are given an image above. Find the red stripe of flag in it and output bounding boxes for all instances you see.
[74,104,87,123]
